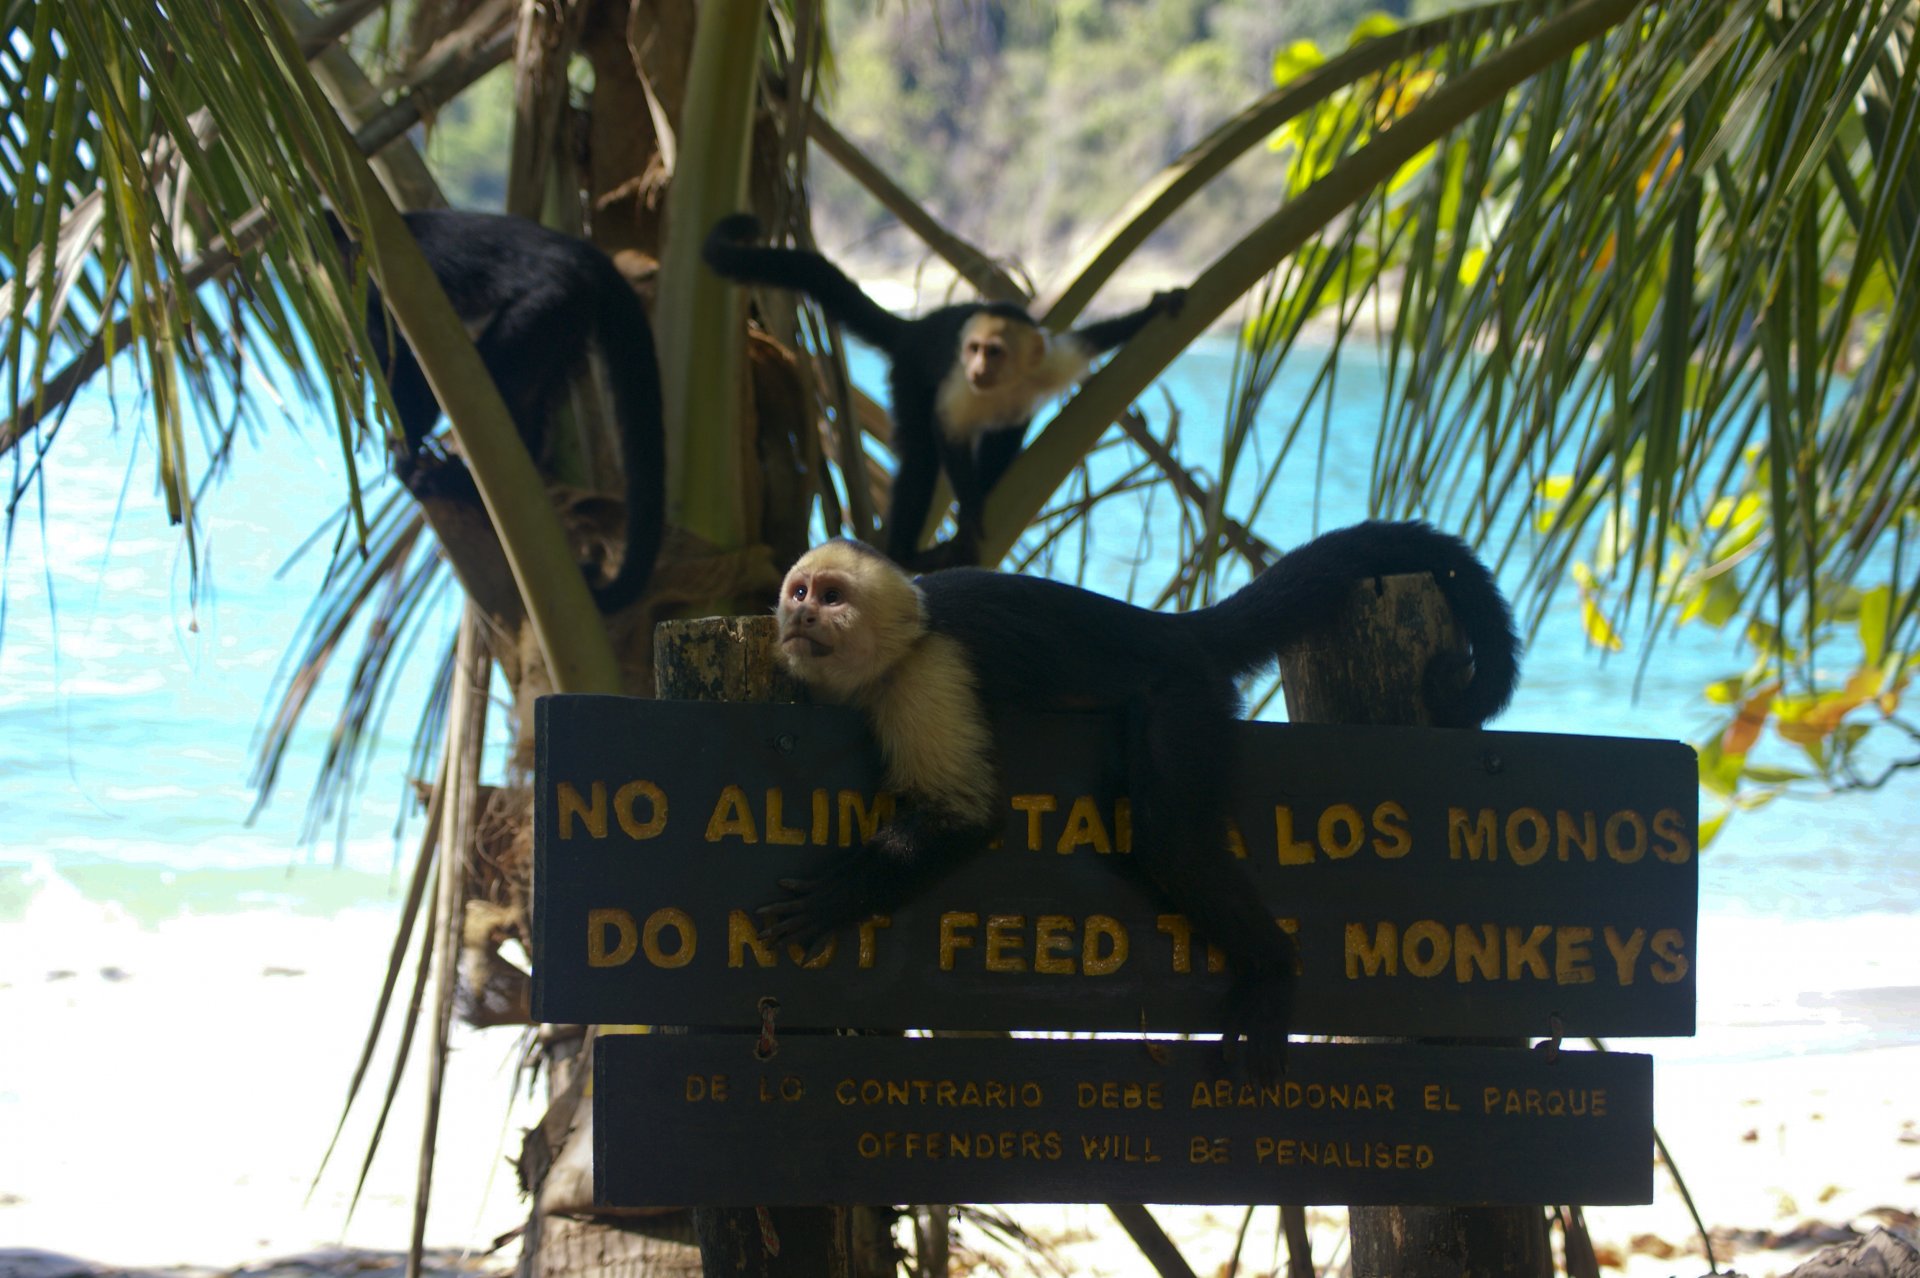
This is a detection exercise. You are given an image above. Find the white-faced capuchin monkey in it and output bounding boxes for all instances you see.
[764,521,1521,1075]
[325,209,664,613]
[703,213,1184,570]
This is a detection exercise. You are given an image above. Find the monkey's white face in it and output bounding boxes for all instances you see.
[959,314,1042,392]
[775,545,925,703]
[777,558,878,698]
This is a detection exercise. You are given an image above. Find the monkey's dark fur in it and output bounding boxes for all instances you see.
[327,209,664,613]
[767,520,1521,1074]
[703,213,1179,569]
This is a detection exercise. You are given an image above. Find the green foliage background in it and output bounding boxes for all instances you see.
[422,0,1400,268]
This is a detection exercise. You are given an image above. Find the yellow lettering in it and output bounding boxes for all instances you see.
[838,790,893,846]
[1158,915,1197,973]
[1083,915,1128,975]
[1449,807,1497,860]
[1275,806,1315,864]
[1034,915,1076,975]
[642,908,696,967]
[1556,810,1598,862]
[939,913,978,970]
[809,789,830,844]
[727,910,775,968]
[706,786,758,843]
[985,915,1027,972]
[1653,808,1693,863]
[1319,804,1366,859]
[557,781,606,840]
[1056,796,1112,854]
[1372,801,1411,858]
[1650,928,1689,983]
[765,789,806,846]
[1602,926,1646,984]
[1454,923,1498,981]
[612,780,666,839]
[1402,919,1449,977]
[1226,819,1248,859]
[586,907,637,967]
[1504,924,1551,980]
[1556,926,1595,984]
[1115,797,1132,853]
[857,916,891,968]
[685,1074,727,1102]
[1346,922,1399,977]
[1605,809,1648,863]
[1506,808,1549,866]
[1010,794,1057,850]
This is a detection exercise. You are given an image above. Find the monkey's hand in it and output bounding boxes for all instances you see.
[1222,968,1294,1083]
[399,451,483,507]
[756,850,897,956]
[759,816,982,953]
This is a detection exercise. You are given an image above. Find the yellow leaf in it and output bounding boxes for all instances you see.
[1579,591,1625,652]
[1459,246,1487,286]
[1349,12,1403,43]
[1703,677,1745,704]
[1720,682,1778,757]
[1272,40,1325,88]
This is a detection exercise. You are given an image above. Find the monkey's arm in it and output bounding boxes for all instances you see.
[1065,288,1187,355]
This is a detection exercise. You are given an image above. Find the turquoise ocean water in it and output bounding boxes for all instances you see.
[2,338,1916,1061]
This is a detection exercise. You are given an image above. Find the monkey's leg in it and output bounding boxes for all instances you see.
[1125,686,1296,1076]
[971,421,1028,498]
[930,437,990,566]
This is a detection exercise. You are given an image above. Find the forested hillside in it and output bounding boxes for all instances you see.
[427,0,1394,279]
[810,0,1386,276]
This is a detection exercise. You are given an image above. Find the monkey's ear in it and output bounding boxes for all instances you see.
[1020,322,1048,368]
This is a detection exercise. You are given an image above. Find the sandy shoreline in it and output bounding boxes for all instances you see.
[3,881,1916,1277]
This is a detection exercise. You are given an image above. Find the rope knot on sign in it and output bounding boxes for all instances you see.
[1534,1011,1567,1063]
[755,995,781,1060]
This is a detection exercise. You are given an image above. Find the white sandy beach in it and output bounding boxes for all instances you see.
[0,876,540,1271]
[3,871,1916,1277]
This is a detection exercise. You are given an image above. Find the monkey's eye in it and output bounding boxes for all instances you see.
[822,589,842,605]
[792,584,807,601]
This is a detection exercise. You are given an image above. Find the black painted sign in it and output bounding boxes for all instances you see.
[533,696,1698,1038]
[593,1035,1654,1206]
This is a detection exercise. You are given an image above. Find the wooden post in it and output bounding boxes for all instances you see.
[1278,574,1552,1278]
[653,615,891,1278]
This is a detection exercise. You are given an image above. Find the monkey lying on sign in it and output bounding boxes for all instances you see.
[702,213,1182,570]
[762,521,1521,1075]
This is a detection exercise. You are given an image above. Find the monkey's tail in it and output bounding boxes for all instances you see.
[702,213,910,352]
[1200,520,1521,727]
[587,258,667,614]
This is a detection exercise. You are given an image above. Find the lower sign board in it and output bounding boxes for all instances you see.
[534,696,1698,1040]
[594,1035,1653,1207]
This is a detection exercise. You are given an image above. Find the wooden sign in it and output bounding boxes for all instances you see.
[593,1035,1654,1207]
[534,696,1698,1039]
